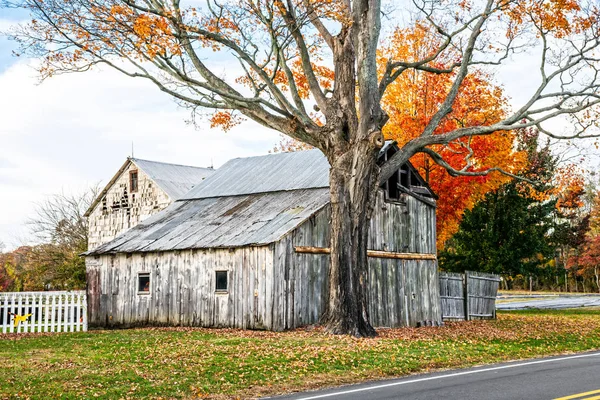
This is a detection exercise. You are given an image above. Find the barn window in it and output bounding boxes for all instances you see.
[138,273,150,294]
[130,170,139,193]
[215,271,228,292]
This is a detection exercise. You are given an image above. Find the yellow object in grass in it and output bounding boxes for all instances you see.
[10,313,32,327]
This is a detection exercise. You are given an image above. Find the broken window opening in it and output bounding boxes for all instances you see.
[130,170,139,193]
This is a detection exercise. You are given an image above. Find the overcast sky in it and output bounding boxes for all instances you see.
[0,7,597,250]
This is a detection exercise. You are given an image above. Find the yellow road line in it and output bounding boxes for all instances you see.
[554,389,600,400]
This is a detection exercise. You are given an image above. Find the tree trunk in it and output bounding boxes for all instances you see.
[320,143,380,337]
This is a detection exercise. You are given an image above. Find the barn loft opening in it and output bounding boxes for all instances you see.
[130,170,139,193]
[378,142,437,202]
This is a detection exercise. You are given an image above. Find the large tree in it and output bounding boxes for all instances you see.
[7,0,600,336]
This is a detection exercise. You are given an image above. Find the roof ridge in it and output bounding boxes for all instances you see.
[130,157,214,170]
[177,186,329,202]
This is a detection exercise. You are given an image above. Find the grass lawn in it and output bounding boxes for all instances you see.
[1,309,600,399]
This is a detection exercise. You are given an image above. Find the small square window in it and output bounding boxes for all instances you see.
[138,273,150,294]
[130,170,139,193]
[215,271,228,292]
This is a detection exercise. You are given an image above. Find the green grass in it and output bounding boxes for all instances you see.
[1,308,600,399]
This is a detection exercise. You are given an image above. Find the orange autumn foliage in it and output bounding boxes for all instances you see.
[381,24,526,249]
[209,110,243,132]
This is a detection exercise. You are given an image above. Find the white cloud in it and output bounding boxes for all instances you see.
[0,60,280,249]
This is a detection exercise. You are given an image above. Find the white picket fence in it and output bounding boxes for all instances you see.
[0,291,87,334]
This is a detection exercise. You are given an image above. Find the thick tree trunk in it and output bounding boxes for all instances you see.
[320,142,380,337]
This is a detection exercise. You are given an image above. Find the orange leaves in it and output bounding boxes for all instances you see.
[503,0,594,39]
[131,14,180,58]
[380,24,525,248]
[209,110,244,132]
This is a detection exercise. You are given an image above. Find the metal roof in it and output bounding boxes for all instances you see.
[181,149,329,200]
[87,188,330,254]
[131,158,215,199]
[86,146,439,255]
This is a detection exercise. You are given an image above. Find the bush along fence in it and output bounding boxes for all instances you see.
[439,271,501,321]
[0,291,87,334]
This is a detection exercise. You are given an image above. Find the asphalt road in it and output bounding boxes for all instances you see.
[497,295,600,310]
[267,351,600,400]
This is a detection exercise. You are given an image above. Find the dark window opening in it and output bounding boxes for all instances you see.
[215,271,228,292]
[400,166,409,188]
[387,171,400,200]
[130,170,139,193]
[410,171,421,187]
[138,273,150,293]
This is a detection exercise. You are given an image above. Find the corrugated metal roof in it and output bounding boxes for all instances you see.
[131,158,215,199]
[87,188,330,255]
[181,149,330,200]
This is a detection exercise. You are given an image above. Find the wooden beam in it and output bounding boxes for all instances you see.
[294,246,437,260]
[367,250,437,260]
[294,246,331,254]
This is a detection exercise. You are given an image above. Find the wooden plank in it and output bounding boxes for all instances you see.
[469,276,502,282]
[2,296,7,334]
[16,295,23,334]
[49,294,56,333]
[294,246,436,260]
[36,294,43,333]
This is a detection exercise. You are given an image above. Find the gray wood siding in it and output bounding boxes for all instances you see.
[86,247,275,329]
[271,190,440,329]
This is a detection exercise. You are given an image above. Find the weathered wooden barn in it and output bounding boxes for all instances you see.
[86,158,215,250]
[85,144,442,330]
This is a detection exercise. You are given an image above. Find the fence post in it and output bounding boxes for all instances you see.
[82,293,88,332]
[464,271,470,321]
[44,294,50,332]
[1,295,7,334]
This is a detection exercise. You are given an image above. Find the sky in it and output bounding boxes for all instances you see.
[0,8,283,249]
[0,6,598,250]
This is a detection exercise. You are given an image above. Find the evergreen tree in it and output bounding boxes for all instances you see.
[440,128,561,276]
[440,183,557,275]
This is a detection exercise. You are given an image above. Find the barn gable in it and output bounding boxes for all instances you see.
[86,157,215,251]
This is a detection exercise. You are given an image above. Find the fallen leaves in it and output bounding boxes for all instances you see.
[1,309,599,399]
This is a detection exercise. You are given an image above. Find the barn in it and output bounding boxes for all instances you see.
[85,143,442,330]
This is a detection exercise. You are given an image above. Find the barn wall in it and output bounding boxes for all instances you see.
[369,192,437,254]
[86,246,275,329]
[88,163,172,251]
[272,190,441,329]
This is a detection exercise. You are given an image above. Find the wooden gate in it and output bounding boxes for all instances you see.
[0,291,87,334]
[466,271,501,320]
[439,272,466,320]
[439,271,500,321]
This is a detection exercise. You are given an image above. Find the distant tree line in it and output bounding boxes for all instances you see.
[0,188,97,292]
[440,129,600,293]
